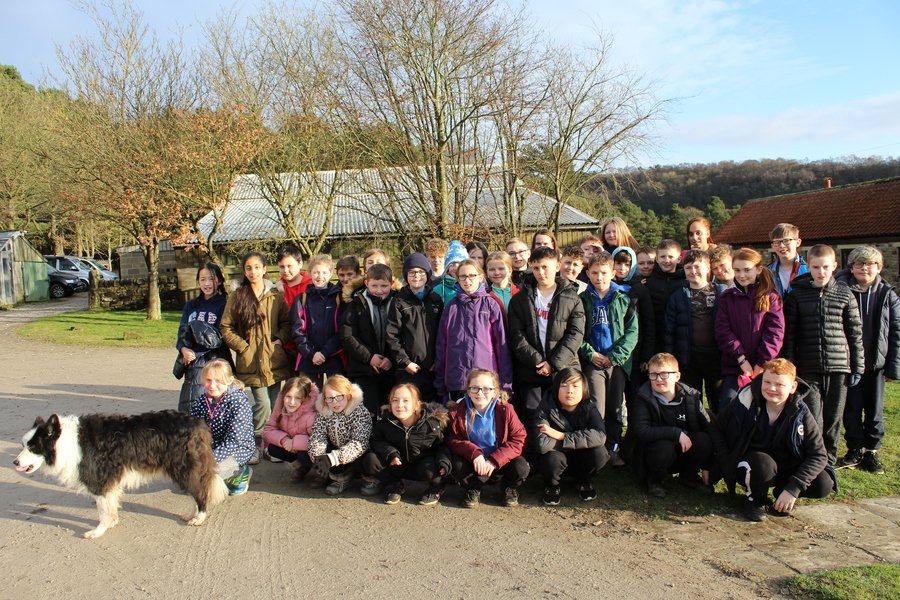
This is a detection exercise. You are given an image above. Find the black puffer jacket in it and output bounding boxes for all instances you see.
[507,275,586,386]
[386,285,443,371]
[615,275,656,366]
[710,376,830,498]
[835,270,900,378]
[369,404,451,472]
[628,381,710,480]
[782,274,864,375]
[530,396,607,455]
[178,320,232,409]
[340,290,396,378]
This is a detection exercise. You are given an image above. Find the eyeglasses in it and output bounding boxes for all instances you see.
[458,273,480,281]
[647,372,676,381]
[324,394,345,404]
[852,262,878,269]
[467,386,495,395]
[406,269,427,277]
[508,249,529,257]
[771,238,796,247]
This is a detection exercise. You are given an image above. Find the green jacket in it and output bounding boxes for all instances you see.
[579,286,639,374]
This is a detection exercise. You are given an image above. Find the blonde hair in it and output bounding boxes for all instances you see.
[455,259,485,289]
[465,368,508,428]
[201,359,244,390]
[647,352,679,372]
[486,251,512,288]
[323,374,354,398]
[601,217,638,249]
[307,253,334,271]
[388,383,423,420]
[848,246,883,267]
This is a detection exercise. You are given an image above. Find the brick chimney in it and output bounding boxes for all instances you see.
[825,177,832,188]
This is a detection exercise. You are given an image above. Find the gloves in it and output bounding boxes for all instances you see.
[849,373,862,387]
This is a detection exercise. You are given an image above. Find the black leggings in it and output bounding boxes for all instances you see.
[536,447,609,487]
[451,454,530,490]
[362,452,443,488]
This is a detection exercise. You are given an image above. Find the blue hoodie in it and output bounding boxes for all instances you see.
[587,281,627,355]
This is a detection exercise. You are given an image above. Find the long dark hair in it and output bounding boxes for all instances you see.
[191,262,227,308]
[230,252,267,335]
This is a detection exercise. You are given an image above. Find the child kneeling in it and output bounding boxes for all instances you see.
[533,367,609,505]
[308,375,373,496]
[190,359,256,495]
[447,369,530,508]
[629,353,713,498]
[711,358,835,521]
[362,383,451,506]
[262,376,318,481]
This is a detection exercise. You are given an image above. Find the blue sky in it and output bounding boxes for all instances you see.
[3,0,899,166]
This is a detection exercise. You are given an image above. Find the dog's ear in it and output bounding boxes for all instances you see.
[32,416,45,428]
[46,414,61,437]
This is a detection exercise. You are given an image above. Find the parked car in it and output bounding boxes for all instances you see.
[44,255,118,281]
[47,266,84,298]
[77,256,119,280]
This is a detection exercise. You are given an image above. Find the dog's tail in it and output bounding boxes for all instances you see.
[207,474,228,507]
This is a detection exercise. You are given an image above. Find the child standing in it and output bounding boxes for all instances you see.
[715,248,784,411]
[508,246,586,421]
[635,246,657,283]
[579,252,638,465]
[308,375,373,495]
[434,259,512,403]
[291,253,344,389]
[663,250,724,412]
[612,246,655,383]
[336,255,360,288]
[424,238,449,287]
[630,353,712,498]
[262,376,318,480]
[835,246,900,473]
[782,244,864,466]
[433,240,469,305]
[485,251,519,311]
[646,239,685,353]
[220,252,293,464]
[709,244,735,288]
[560,246,587,295]
[506,237,532,287]
[768,223,808,297]
[191,359,256,495]
[386,253,443,401]
[341,263,397,413]
[466,240,489,271]
[362,383,451,505]
[533,367,608,505]
[176,262,229,413]
[710,358,834,521]
[275,246,312,312]
[447,369,530,508]
[599,217,638,254]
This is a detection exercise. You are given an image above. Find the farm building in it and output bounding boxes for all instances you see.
[714,177,900,286]
[0,230,49,305]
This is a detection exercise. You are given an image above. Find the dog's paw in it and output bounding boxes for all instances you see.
[83,526,107,539]
[185,511,207,526]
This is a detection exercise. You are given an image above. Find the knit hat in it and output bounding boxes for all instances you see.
[445,240,469,269]
[402,252,432,281]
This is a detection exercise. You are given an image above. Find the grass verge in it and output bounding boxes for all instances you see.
[17,309,181,348]
[785,564,900,600]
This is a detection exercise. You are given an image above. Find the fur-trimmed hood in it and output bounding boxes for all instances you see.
[342,275,403,303]
[377,401,450,429]
[315,383,365,416]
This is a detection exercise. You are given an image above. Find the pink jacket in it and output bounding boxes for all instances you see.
[262,386,319,452]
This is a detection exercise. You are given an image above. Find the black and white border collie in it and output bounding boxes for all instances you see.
[14,410,228,539]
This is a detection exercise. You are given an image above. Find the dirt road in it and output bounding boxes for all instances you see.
[1,300,896,599]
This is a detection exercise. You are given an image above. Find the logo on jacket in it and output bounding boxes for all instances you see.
[797,424,804,436]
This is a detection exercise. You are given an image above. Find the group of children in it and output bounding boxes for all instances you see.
[174,217,898,520]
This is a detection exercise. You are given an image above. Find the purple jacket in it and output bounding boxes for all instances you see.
[434,284,512,398]
[715,283,785,375]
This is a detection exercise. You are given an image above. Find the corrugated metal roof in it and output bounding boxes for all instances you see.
[199,167,597,243]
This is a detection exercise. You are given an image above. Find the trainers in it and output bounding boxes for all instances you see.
[384,491,402,505]
[265,449,283,463]
[578,483,598,502]
[247,448,261,466]
[419,486,443,506]
[743,499,767,522]
[542,485,561,506]
[225,465,252,496]
[360,479,382,496]
[324,479,352,496]
[608,450,625,467]
[859,450,885,474]
[462,488,481,508]
[837,448,864,469]
[502,487,519,507]
[647,481,666,498]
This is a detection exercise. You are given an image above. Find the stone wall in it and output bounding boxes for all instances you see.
[90,276,182,311]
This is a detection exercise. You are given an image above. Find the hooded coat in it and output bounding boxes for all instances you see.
[370,403,452,472]
[835,269,900,377]
[219,287,293,388]
[434,283,512,397]
[291,283,345,374]
[386,284,443,371]
[710,376,830,498]
[308,383,373,465]
[262,384,319,452]
[715,283,784,375]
